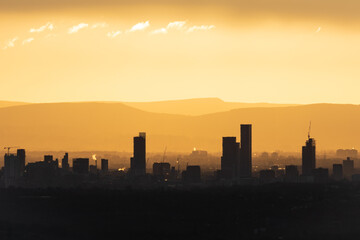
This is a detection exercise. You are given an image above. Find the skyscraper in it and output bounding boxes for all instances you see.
[239,124,252,178]
[332,164,343,181]
[221,137,239,179]
[101,159,109,173]
[17,149,26,176]
[130,132,146,176]
[302,137,316,176]
[343,157,354,180]
[62,153,69,170]
[4,154,21,187]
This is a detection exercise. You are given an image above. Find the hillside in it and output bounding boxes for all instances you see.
[0,102,359,153]
[0,101,30,108]
[123,98,298,116]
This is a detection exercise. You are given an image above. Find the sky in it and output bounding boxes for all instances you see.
[1,0,360,104]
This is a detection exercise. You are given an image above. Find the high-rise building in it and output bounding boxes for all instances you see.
[332,164,343,181]
[73,158,89,174]
[4,154,22,187]
[302,137,316,176]
[239,124,252,178]
[17,149,26,175]
[343,157,354,180]
[130,132,146,176]
[62,153,69,170]
[221,137,239,179]
[3,149,27,187]
[101,159,109,173]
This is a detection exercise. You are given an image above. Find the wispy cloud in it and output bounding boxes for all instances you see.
[128,21,150,32]
[3,37,18,50]
[30,22,54,33]
[150,21,186,35]
[107,30,122,38]
[91,22,108,29]
[167,21,186,30]
[150,28,168,35]
[22,38,34,45]
[187,25,215,33]
[68,23,89,34]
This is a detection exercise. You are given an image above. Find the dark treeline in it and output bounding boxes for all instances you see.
[1,183,360,239]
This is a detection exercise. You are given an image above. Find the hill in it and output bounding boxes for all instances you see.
[123,98,298,116]
[0,101,30,108]
[0,102,359,153]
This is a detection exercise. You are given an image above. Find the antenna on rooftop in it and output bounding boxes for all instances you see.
[308,121,312,139]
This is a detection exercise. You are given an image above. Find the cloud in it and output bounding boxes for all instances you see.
[91,22,108,29]
[150,28,168,35]
[150,21,186,35]
[68,23,89,34]
[30,22,54,33]
[3,37,18,50]
[107,30,122,38]
[22,38,34,45]
[187,25,215,33]
[167,21,186,30]
[128,21,150,32]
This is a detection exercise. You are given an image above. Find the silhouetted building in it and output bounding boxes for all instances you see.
[130,132,146,176]
[336,149,358,159]
[17,149,26,175]
[302,137,316,176]
[44,155,53,163]
[332,164,343,181]
[313,168,329,183]
[4,154,22,187]
[221,137,239,180]
[259,169,276,184]
[239,124,252,178]
[73,158,89,174]
[101,159,109,173]
[183,165,201,183]
[62,153,69,171]
[153,162,171,181]
[285,165,299,183]
[25,154,59,188]
[343,157,354,180]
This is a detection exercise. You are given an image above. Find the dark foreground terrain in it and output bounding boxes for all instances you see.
[0,183,360,240]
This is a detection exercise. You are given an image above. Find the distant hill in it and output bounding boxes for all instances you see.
[0,101,30,108]
[0,102,359,153]
[122,98,298,116]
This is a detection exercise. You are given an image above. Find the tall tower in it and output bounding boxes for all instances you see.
[221,137,239,179]
[16,149,26,176]
[302,137,316,176]
[130,132,146,176]
[62,153,69,170]
[239,124,252,178]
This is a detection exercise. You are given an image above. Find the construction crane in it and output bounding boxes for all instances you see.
[4,146,19,155]
[308,121,312,139]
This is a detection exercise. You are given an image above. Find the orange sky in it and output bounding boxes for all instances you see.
[1,0,360,104]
